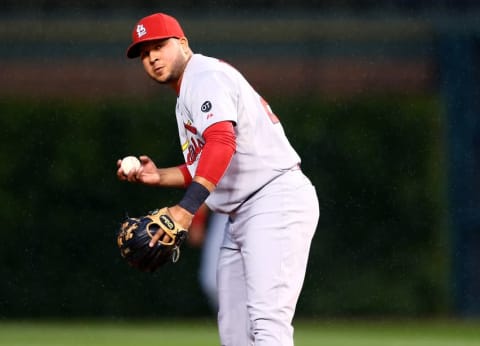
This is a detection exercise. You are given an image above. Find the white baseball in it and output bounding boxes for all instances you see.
[121,156,141,175]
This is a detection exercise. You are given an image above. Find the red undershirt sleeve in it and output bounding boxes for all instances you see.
[196,121,236,185]
[177,163,193,187]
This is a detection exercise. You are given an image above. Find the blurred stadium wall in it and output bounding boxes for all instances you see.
[1,1,480,318]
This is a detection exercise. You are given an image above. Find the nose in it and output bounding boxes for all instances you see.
[148,51,160,63]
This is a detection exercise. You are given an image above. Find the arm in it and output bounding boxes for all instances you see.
[149,121,236,246]
[117,155,186,188]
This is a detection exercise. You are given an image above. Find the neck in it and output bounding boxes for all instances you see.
[172,74,183,95]
[171,53,193,95]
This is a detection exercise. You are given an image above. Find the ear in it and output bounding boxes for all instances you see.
[179,37,191,55]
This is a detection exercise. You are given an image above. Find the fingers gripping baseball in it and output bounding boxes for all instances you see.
[116,155,161,185]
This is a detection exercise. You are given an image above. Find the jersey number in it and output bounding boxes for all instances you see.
[260,97,280,124]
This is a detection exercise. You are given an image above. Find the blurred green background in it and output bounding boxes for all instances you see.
[0,0,479,323]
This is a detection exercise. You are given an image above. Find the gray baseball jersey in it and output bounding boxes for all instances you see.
[175,54,301,213]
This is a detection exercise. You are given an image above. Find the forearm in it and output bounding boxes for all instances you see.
[153,121,236,237]
[192,175,216,192]
[157,166,188,188]
[176,164,215,192]
[175,121,236,216]
[155,166,215,191]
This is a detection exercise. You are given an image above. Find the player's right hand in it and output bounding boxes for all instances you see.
[116,155,161,186]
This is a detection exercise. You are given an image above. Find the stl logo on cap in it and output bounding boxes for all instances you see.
[136,24,147,38]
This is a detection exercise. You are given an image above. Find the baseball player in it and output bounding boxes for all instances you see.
[118,12,319,346]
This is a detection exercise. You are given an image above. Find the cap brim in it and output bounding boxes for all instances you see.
[126,35,179,59]
[126,42,142,58]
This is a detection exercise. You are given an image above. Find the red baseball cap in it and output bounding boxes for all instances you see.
[126,13,185,59]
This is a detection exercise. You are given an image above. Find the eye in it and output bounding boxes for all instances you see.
[153,42,166,52]
[139,46,150,58]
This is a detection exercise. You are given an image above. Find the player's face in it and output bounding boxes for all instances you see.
[139,38,190,85]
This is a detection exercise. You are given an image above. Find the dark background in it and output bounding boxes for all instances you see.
[1,1,479,319]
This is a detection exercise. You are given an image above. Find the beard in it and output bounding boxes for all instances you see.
[148,55,187,85]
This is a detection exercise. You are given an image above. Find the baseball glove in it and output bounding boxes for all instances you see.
[117,207,188,272]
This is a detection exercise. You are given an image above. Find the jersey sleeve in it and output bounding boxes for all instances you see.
[195,121,236,185]
[187,71,238,134]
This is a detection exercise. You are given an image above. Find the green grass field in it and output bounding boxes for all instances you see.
[0,318,479,346]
